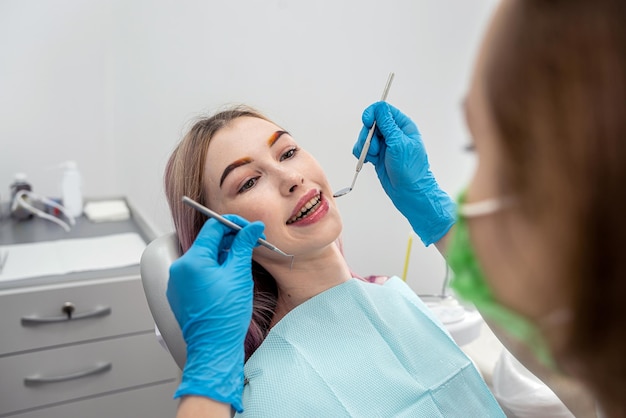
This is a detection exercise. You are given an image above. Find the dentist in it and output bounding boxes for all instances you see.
[351,1,624,416]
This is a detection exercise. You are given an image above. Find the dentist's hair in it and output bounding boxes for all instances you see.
[164,105,386,360]
[485,0,625,414]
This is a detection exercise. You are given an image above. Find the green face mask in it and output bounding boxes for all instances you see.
[448,190,560,370]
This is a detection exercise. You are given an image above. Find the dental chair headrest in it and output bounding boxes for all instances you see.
[140,232,186,370]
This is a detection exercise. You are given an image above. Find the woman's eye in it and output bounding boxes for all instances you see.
[238,178,258,193]
[464,142,476,152]
[280,147,299,161]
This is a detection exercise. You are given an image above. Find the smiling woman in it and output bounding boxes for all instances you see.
[163,105,506,417]
[165,105,346,357]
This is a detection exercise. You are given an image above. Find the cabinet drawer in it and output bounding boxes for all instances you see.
[0,333,179,416]
[0,277,155,355]
[4,379,179,418]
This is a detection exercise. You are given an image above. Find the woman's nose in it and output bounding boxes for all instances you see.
[287,178,304,194]
[280,169,304,195]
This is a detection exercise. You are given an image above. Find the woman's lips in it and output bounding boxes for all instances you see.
[286,192,328,226]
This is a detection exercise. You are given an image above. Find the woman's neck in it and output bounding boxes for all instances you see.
[261,243,352,326]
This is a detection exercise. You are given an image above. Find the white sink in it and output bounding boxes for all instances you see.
[421,296,484,346]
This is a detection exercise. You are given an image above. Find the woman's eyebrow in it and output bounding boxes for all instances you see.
[220,157,252,188]
[219,131,291,188]
[268,130,289,147]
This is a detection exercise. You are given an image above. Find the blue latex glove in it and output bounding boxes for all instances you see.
[167,215,265,413]
[353,101,456,246]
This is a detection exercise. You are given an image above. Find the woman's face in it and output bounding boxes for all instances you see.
[203,116,343,263]
[463,0,567,327]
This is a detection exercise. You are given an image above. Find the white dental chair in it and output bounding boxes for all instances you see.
[140,233,187,370]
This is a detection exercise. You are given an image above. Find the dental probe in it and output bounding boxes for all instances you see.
[182,196,293,258]
[333,72,395,198]
[183,196,293,264]
[183,196,293,259]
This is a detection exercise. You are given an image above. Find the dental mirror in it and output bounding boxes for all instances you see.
[333,72,395,198]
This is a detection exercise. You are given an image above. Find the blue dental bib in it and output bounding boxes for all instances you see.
[236,277,504,417]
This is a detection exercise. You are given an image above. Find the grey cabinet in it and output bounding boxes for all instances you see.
[0,201,180,417]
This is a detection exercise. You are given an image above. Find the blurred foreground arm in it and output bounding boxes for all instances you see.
[167,216,265,417]
[486,320,598,418]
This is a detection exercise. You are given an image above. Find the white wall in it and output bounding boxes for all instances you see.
[0,0,498,295]
[0,1,118,199]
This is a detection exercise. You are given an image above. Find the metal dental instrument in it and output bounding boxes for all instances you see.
[333,72,395,198]
[182,196,293,258]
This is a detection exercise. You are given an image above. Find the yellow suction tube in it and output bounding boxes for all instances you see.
[401,233,413,281]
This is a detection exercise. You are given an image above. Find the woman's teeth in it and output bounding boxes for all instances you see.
[287,195,322,224]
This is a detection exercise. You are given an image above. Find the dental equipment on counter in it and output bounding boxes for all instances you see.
[182,196,293,259]
[11,189,76,232]
[5,162,83,231]
[333,72,395,198]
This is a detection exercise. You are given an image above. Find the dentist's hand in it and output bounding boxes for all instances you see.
[353,102,455,246]
[167,216,265,413]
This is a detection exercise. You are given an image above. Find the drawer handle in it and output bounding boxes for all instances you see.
[21,306,112,325]
[24,362,112,386]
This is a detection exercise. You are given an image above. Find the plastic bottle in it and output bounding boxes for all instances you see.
[61,161,83,217]
[10,173,34,220]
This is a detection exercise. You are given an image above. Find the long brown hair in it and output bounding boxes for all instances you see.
[485,0,625,414]
[164,105,279,360]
